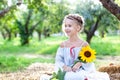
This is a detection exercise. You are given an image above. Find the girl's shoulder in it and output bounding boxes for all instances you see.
[81,41,89,47]
[77,39,89,47]
[60,41,67,48]
[60,40,89,48]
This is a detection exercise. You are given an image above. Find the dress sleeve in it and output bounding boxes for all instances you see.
[54,47,65,72]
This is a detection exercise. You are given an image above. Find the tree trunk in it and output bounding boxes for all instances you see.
[43,28,50,38]
[86,33,92,44]
[100,0,120,20]
[85,14,103,43]
[101,31,105,38]
[1,31,6,39]
[29,20,41,36]
[21,36,29,45]
[4,26,12,41]
[20,10,32,45]
[8,31,11,41]
[86,24,95,43]
[14,32,17,38]
[24,10,32,35]
[37,31,42,41]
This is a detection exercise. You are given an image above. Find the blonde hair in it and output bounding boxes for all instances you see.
[62,14,84,32]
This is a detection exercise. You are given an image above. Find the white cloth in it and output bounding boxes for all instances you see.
[40,74,52,80]
[55,47,110,80]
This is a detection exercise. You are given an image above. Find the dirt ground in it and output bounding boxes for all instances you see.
[0,56,120,80]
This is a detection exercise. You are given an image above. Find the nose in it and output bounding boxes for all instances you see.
[65,26,69,29]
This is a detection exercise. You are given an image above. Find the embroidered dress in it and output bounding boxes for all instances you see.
[55,47,110,80]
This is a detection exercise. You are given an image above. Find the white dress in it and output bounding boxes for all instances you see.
[55,47,110,80]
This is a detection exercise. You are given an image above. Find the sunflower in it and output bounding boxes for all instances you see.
[79,46,96,63]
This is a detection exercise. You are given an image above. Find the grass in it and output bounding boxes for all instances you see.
[0,55,54,72]
[0,35,120,72]
[0,36,63,72]
[91,36,120,55]
[0,56,30,72]
[0,36,65,55]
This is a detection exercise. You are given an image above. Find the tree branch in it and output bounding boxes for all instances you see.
[84,29,89,35]
[29,20,41,35]
[100,0,120,20]
[0,5,16,18]
[24,10,32,34]
[0,8,10,18]
[90,13,103,35]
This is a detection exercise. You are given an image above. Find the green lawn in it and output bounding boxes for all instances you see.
[91,36,120,55]
[0,35,120,72]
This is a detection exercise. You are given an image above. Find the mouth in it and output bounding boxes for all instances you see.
[65,31,71,34]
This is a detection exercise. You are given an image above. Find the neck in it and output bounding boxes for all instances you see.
[68,34,80,42]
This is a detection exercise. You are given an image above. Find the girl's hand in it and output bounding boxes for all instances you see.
[63,65,72,72]
[72,62,82,72]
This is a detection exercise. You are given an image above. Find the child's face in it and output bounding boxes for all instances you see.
[63,18,80,37]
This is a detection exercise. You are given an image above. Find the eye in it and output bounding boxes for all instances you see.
[68,24,71,27]
[65,25,67,27]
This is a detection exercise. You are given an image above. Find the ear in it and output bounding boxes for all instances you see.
[77,25,81,32]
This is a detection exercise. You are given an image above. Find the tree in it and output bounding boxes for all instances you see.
[0,17,18,41]
[35,0,70,40]
[16,9,43,45]
[99,0,120,20]
[0,7,12,18]
[46,0,69,34]
[75,0,103,43]
[34,10,48,41]
[75,0,119,43]
[0,0,18,40]
[14,0,49,45]
[0,0,22,18]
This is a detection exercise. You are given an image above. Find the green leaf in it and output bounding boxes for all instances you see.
[50,69,66,80]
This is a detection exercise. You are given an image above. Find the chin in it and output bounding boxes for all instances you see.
[64,34,70,37]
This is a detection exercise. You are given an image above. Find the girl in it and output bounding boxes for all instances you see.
[55,14,110,80]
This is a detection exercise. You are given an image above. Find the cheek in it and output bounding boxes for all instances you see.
[64,27,71,30]
[69,27,75,31]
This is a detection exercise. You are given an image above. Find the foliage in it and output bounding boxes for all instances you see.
[115,0,120,6]
[0,0,18,40]
[50,69,66,80]
[75,0,120,43]
[45,0,70,34]
[0,0,8,9]
[15,5,48,45]
[0,0,119,45]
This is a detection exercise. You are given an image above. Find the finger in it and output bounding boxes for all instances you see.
[72,68,77,72]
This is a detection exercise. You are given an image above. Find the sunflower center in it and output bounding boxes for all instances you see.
[84,51,91,57]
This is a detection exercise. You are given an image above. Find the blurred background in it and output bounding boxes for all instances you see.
[0,0,120,72]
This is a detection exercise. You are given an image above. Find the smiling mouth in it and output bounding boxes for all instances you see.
[66,32,70,34]
[66,31,71,33]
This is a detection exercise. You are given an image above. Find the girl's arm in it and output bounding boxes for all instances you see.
[72,62,82,72]
[55,47,65,72]
[63,65,72,72]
